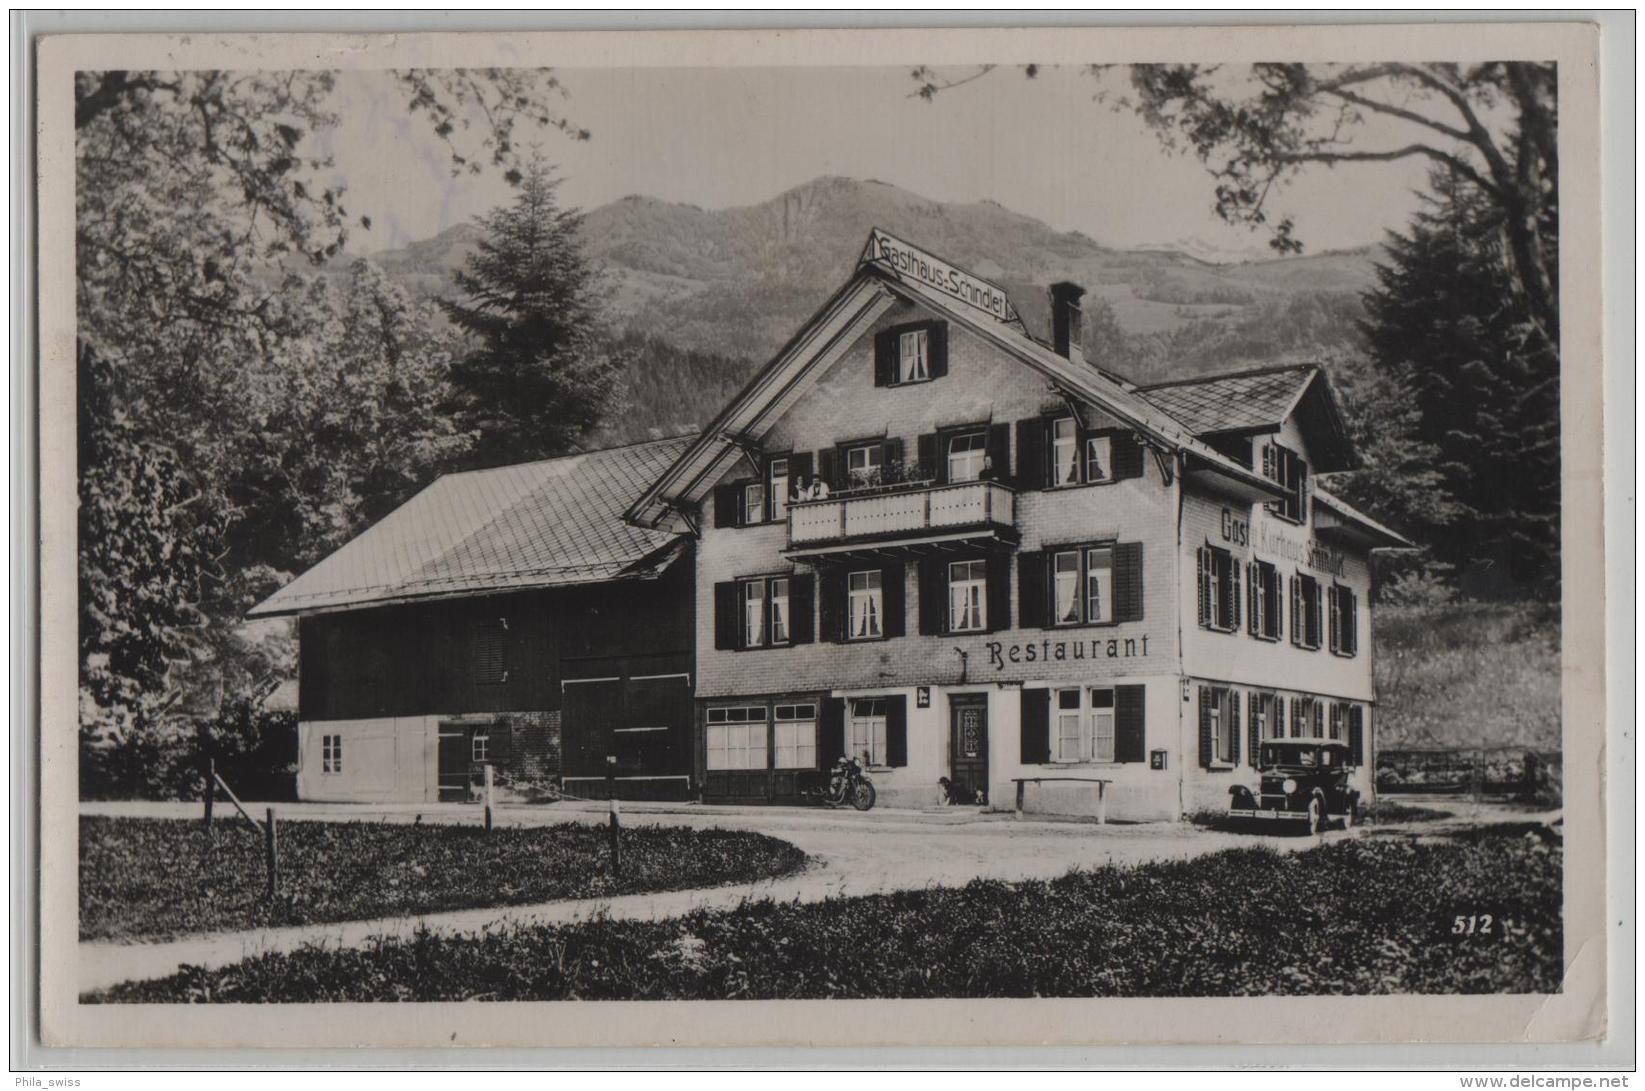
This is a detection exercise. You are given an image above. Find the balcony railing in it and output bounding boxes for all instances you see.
[788,480,1016,547]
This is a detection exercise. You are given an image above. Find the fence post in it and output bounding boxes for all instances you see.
[606,754,621,875]
[483,764,495,832]
[203,758,215,829]
[265,807,279,899]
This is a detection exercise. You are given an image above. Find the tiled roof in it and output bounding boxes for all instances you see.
[1136,364,1318,436]
[249,435,696,618]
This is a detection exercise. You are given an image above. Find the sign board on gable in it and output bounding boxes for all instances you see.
[861,229,1020,324]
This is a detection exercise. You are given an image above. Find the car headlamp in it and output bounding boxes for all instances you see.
[1282,778,1298,795]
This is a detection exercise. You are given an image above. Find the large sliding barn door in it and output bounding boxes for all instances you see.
[561,663,692,799]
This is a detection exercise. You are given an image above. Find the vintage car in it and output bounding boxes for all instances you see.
[1228,739,1362,833]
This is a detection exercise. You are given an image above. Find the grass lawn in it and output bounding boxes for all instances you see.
[1368,800,1453,824]
[79,816,807,942]
[89,823,1561,1002]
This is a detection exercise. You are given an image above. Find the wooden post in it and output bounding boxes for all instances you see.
[606,755,620,875]
[483,764,495,832]
[264,807,279,899]
[1015,778,1026,815]
[203,758,215,829]
[1097,780,1109,826]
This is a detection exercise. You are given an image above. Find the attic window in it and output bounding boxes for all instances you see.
[899,328,930,383]
[874,321,949,387]
[473,618,509,685]
[1262,443,1308,523]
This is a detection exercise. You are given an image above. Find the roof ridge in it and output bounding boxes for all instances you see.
[1137,361,1319,391]
[440,432,701,480]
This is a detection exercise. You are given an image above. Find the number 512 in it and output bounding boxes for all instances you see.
[1452,914,1495,935]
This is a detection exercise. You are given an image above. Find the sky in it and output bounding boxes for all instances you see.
[321,65,1436,259]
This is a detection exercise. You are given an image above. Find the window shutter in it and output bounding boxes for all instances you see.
[1198,686,1214,768]
[1112,541,1144,622]
[1344,592,1358,655]
[818,567,846,644]
[1261,443,1276,480]
[1197,548,1212,627]
[820,697,846,766]
[1248,693,1262,767]
[986,422,1011,482]
[1015,417,1047,490]
[881,437,904,475]
[918,556,945,636]
[873,329,897,387]
[1112,431,1145,480]
[713,582,740,650]
[927,321,949,378]
[713,484,740,529]
[817,448,838,492]
[1275,696,1285,737]
[1246,563,1259,635]
[881,561,906,638]
[985,553,1011,633]
[790,573,816,644]
[1296,462,1309,519]
[1311,587,1325,649]
[916,432,940,484]
[1229,556,1242,630]
[790,450,814,492]
[1289,576,1302,647]
[1115,684,1146,763]
[884,695,908,767]
[1328,586,1340,653]
[1349,706,1365,766]
[1020,688,1050,765]
[1229,691,1242,766]
[1017,550,1048,629]
[1290,697,1301,737]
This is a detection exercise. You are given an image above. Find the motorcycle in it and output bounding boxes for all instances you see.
[806,756,877,811]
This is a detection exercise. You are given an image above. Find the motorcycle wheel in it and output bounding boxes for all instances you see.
[850,781,877,812]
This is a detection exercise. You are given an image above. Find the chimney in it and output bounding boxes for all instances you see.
[1050,281,1086,367]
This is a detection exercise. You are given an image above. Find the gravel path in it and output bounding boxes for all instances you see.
[77,796,1553,995]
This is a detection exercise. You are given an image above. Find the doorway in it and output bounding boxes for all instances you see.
[948,694,989,804]
[437,724,473,801]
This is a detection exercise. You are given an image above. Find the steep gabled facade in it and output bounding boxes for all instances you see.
[632,231,1410,819]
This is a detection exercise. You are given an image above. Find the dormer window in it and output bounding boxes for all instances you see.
[1262,442,1308,523]
[874,321,949,387]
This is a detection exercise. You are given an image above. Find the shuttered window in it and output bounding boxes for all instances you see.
[848,698,888,767]
[1291,574,1323,650]
[874,321,948,387]
[1248,559,1282,641]
[473,618,508,685]
[1198,685,1238,767]
[1262,442,1308,522]
[716,576,804,651]
[1329,584,1359,656]
[847,569,883,640]
[1197,546,1240,632]
[948,559,988,632]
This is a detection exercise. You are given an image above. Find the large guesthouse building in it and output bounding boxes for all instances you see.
[628,231,1410,820]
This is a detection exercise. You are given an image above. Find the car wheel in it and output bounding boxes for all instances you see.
[1306,796,1324,835]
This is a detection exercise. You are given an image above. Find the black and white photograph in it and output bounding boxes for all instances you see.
[27,19,1619,1058]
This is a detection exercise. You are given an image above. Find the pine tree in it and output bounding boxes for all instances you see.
[441,163,625,467]
[1358,169,1560,598]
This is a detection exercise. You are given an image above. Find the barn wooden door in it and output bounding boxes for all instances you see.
[437,724,471,801]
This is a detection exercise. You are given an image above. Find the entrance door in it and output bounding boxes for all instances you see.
[437,725,471,801]
[949,696,989,804]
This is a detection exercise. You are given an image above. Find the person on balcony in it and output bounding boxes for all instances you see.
[810,476,831,500]
[978,454,1000,482]
[791,475,811,504]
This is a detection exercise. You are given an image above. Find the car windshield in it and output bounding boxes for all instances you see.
[1261,744,1323,769]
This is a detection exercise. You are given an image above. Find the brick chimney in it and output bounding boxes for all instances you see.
[1050,281,1086,367]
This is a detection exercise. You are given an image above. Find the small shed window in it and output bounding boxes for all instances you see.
[471,729,490,764]
[321,734,342,774]
[473,617,509,685]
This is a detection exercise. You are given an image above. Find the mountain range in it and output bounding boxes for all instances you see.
[366,175,1385,367]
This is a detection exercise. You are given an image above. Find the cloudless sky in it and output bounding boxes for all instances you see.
[322,65,1435,259]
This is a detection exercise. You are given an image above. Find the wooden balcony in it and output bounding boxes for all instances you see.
[786,480,1017,554]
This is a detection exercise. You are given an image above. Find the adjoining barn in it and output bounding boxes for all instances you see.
[249,436,698,803]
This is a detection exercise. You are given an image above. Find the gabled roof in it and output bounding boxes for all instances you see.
[1312,486,1417,550]
[249,435,695,618]
[1137,363,1356,472]
[626,231,1284,528]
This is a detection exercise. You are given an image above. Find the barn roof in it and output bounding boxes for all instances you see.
[248,435,696,618]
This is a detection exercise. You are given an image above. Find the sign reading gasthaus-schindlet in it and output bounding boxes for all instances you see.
[861,228,1020,324]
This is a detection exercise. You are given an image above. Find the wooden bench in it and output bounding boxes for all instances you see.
[1012,776,1114,824]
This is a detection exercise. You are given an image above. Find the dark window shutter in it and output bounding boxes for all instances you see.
[817,448,838,491]
[713,484,740,529]
[713,581,740,650]
[1197,548,1212,627]
[918,556,945,635]
[1290,697,1301,736]
[818,568,846,644]
[916,432,939,484]
[879,561,906,638]
[884,695,908,767]
[1198,686,1214,768]
[1328,586,1340,653]
[1229,691,1242,766]
[874,329,897,386]
[1349,706,1365,765]
[1246,563,1258,635]
[790,573,815,644]
[986,422,1011,482]
[927,321,949,378]
[1248,693,1262,767]
[1020,688,1050,765]
[1275,696,1286,737]
[1017,550,1048,629]
[985,553,1011,632]
[1114,542,1144,622]
[820,697,846,766]
[1015,416,1047,490]
[791,451,814,493]
[1112,431,1145,480]
[1344,591,1358,655]
[1289,576,1302,647]
[882,437,904,475]
[1229,556,1242,630]
[1311,587,1325,648]
[1115,684,1146,763]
